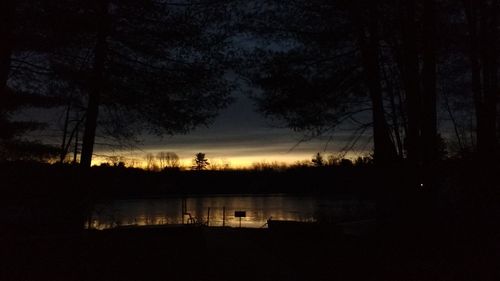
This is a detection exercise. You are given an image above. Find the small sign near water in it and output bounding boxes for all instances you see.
[234,211,246,218]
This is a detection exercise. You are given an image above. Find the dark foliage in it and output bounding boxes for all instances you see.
[239,0,499,168]
[2,0,236,165]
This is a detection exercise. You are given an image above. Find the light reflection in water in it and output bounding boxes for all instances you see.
[88,195,374,229]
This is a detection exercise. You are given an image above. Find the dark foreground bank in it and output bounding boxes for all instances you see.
[1,221,498,281]
[1,225,375,281]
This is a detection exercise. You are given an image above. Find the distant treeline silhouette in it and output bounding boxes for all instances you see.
[0,159,378,199]
[95,151,373,171]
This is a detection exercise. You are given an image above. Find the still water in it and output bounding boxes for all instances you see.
[88,195,375,229]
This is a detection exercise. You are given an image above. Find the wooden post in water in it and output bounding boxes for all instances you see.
[87,213,92,229]
[73,128,79,164]
[222,206,226,227]
[207,207,210,226]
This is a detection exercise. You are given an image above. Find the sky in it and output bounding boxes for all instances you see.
[93,90,372,168]
[15,55,373,170]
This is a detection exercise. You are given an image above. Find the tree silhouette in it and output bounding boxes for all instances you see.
[311,153,324,167]
[0,0,62,161]
[239,1,399,165]
[43,0,235,167]
[192,153,209,170]
[238,0,460,168]
[144,153,158,171]
[462,0,499,164]
[157,151,180,170]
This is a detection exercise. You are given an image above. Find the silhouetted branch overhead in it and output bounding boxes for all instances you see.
[0,0,67,161]
[28,0,236,166]
[1,0,238,164]
[238,0,400,164]
[238,0,496,167]
[2,0,499,167]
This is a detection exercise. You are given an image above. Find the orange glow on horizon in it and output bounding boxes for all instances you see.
[91,154,311,169]
[90,150,368,169]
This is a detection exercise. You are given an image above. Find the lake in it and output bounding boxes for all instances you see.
[88,195,375,229]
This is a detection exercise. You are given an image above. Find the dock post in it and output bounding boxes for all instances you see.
[222,206,226,227]
[207,207,210,226]
[87,214,92,229]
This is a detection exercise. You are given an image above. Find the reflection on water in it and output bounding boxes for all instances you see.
[88,195,375,229]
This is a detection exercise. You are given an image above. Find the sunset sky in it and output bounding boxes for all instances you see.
[20,66,373,169]
[93,90,372,168]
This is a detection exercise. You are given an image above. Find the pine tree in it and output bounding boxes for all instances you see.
[311,152,324,167]
[192,152,209,170]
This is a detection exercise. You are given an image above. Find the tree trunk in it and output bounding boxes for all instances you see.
[80,1,109,168]
[421,0,438,165]
[443,90,465,152]
[464,0,483,152]
[60,102,72,163]
[385,70,405,158]
[481,0,498,161]
[399,0,422,166]
[358,3,398,165]
[464,0,498,163]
